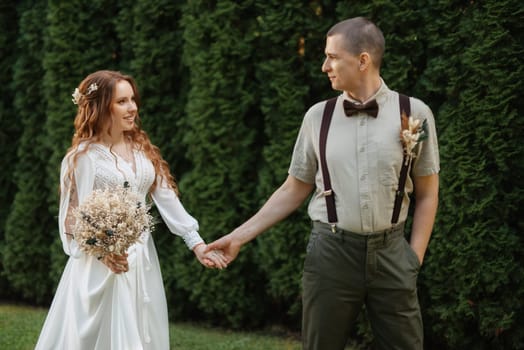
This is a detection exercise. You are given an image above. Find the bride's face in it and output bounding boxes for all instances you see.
[109,80,137,134]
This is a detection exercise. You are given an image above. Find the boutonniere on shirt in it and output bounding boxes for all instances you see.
[400,113,428,161]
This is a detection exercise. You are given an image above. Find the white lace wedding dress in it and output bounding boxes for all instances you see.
[35,143,204,350]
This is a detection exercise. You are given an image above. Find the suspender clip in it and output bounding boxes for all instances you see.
[330,223,337,233]
[323,189,333,197]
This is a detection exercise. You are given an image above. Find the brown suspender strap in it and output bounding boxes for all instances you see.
[319,97,338,226]
[391,93,411,224]
[320,94,411,228]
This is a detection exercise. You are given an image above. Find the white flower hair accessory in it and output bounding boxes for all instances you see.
[71,83,98,105]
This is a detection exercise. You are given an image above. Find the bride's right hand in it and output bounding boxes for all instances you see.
[193,243,228,269]
[100,253,129,273]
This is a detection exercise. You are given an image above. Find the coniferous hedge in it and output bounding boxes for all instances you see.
[178,0,270,328]
[0,1,523,348]
[417,1,524,348]
[0,0,20,300]
[3,1,53,303]
[252,0,335,327]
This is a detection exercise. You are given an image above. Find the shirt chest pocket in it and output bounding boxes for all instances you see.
[377,142,404,186]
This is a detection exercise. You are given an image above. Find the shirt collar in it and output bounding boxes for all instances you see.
[343,78,389,105]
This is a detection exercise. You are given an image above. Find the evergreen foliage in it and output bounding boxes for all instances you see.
[418,1,524,348]
[252,0,333,327]
[2,1,54,303]
[0,1,522,348]
[178,0,269,328]
[0,0,20,300]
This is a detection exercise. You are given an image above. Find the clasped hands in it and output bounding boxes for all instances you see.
[100,233,241,273]
[100,243,231,273]
[193,233,244,270]
[193,243,228,269]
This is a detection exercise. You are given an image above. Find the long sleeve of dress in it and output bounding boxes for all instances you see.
[150,177,204,250]
[58,150,95,257]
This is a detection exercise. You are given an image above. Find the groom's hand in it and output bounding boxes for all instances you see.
[206,233,242,265]
[193,243,228,269]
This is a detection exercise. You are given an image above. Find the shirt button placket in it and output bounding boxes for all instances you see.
[357,117,372,231]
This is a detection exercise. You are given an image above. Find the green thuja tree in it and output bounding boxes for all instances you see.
[415,2,467,349]
[179,0,268,328]
[418,1,524,349]
[118,0,194,319]
[371,3,427,93]
[43,0,122,282]
[2,1,55,304]
[111,0,134,72]
[0,0,20,300]
[252,0,336,328]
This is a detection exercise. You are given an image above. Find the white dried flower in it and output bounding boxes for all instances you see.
[86,82,98,95]
[71,83,98,105]
[71,88,82,105]
[72,185,154,258]
[400,115,428,159]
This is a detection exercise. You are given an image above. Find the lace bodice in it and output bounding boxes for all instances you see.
[89,144,155,201]
[58,142,204,256]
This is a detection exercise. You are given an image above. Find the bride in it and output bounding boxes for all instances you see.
[35,70,227,350]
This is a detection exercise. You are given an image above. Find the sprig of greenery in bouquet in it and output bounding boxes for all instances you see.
[72,182,154,258]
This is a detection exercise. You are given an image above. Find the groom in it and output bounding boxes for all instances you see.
[207,17,439,350]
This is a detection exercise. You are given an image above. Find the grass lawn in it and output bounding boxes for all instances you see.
[0,304,301,350]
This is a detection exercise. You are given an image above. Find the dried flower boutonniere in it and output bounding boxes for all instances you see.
[400,113,428,162]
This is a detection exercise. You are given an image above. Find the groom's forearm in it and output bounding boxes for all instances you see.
[232,175,314,245]
[410,174,439,264]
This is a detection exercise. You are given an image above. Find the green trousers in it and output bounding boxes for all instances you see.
[302,221,422,350]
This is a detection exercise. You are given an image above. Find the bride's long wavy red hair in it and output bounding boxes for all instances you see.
[66,70,178,194]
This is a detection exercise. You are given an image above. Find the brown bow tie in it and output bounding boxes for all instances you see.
[343,99,379,118]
